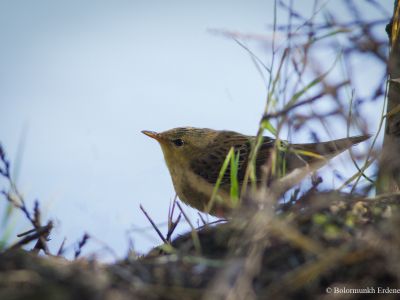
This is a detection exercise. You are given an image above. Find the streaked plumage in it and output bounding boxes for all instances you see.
[142,127,369,216]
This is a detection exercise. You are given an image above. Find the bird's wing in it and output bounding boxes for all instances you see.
[190,133,370,187]
[190,132,275,187]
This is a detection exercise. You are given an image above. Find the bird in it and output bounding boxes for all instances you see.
[142,127,370,216]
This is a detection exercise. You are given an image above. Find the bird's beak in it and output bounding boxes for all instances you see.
[141,130,162,142]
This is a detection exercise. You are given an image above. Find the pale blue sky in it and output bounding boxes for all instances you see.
[0,0,391,259]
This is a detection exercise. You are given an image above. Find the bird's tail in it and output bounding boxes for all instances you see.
[287,134,371,168]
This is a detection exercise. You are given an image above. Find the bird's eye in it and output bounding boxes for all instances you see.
[172,138,184,147]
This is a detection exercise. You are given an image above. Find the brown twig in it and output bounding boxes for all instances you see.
[261,81,349,121]
[0,144,52,254]
[176,202,202,254]
[10,221,53,252]
[57,237,67,256]
[166,213,181,242]
[140,204,168,244]
[74,233,90,259]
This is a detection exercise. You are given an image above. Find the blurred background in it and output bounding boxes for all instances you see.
[0,0,391,259]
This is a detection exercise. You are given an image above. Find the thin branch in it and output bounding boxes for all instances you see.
[140,204,168,244]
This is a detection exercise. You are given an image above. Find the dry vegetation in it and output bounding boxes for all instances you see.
[1,1,400,299]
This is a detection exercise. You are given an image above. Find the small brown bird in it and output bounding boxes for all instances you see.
[142,127,369,216]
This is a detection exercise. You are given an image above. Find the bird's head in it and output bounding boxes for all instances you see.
[141,127,219,168]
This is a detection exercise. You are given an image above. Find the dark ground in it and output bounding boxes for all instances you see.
[1,190,400,300]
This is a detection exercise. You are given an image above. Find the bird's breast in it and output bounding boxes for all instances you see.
[167,163,230,214]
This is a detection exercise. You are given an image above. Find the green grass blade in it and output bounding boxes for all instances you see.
[286,52,341,108]
[261,119,277,137]
[230,150,240,206]
[206,148,234,213]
